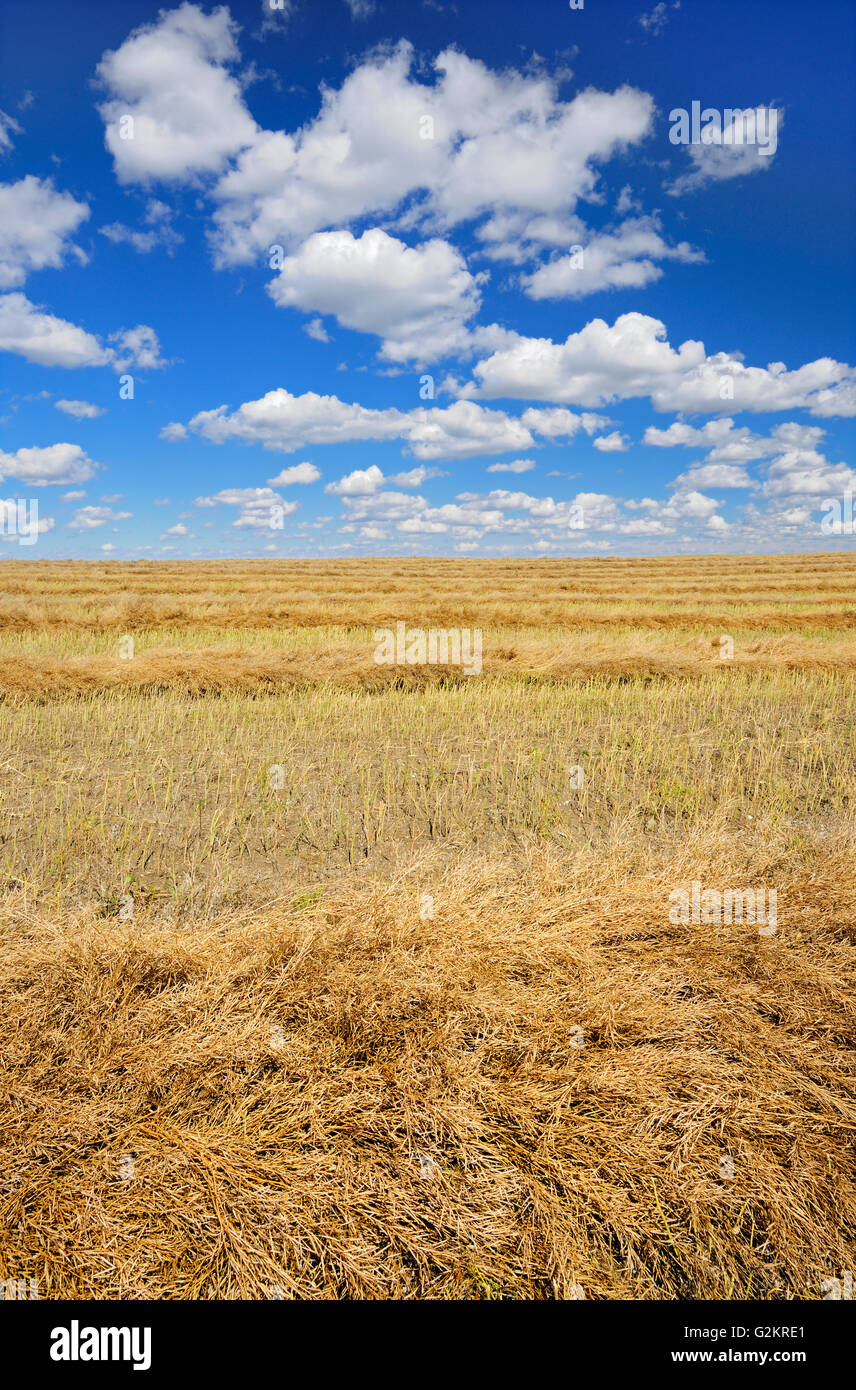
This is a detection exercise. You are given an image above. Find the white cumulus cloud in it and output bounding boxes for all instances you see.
[466,312,856,417]
[0,176,89,288]
[69,504,132,530]
[0,443,99,486]
[96,3,258,184]
[268,227,484,363]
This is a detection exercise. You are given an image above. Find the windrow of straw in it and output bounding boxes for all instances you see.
[1,635,856,701]
[1,849,854,1299]
[0,554,854,633]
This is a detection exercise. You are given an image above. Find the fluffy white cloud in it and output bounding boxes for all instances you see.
[606,488,726,536]
[760,448,856,499]
[662,489,720,519]
[593,431,630,452]
[648,417,853,498]
[274,56,630,242]
[520,406,609,438]
[468,313,702,405]
[100,198,183,254]
[0,177,90,288]
[110,324,167,370]
[336,482,631,540]
[126,33,653,264]
[324,465,385,496]
[96,3,258,184]
[524,217,703,300]
[0,293,166,371]
[268,228,483,363]
[486,458,536,473]
[645,416,750,451]
[0,293,112,368]
[266,461,321,486]
[193,485,298,528]
[387,465,446,487]
[318,470,754,549]
[69,504,131,529]
[303,317,330,342]
[174,389,407,452]
[167,387,538,460]
[55,399,105,419]
[646,417,827,462]
[473,209,587,266]
[466,312,856,416]
[670,462,753,489]
[0,443,99,486]
[325,463,444,496]
[616,516,675,536]
[159,422,188,441]
[406,400,533,459]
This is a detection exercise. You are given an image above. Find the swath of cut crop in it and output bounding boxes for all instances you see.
[1,635,856,701]
[0,852,853,1299]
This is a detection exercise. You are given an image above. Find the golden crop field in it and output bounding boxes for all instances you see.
[1,554,854,1301]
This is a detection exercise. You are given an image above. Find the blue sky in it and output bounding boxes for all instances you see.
[0,0,854,557]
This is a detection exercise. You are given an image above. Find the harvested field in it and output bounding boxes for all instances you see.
[1,553,855,634]
[1,556,854,1300]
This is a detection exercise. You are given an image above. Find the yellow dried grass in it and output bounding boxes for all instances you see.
[1,848,854,1299]
[1,634,856,701]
